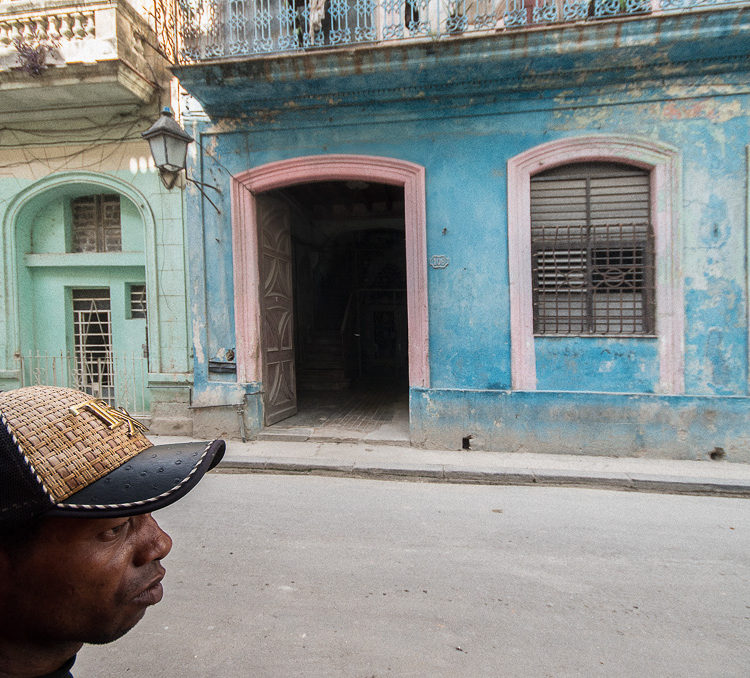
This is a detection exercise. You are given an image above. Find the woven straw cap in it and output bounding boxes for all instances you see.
[0,386,151,503]
[1,385,225,526]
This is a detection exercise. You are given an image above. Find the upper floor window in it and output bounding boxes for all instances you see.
[71,194,121,253]
[530,162,655,336]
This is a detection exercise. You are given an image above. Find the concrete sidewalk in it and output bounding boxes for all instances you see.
[151,434,750,497]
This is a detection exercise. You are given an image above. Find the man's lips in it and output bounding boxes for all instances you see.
[133,570,166,606]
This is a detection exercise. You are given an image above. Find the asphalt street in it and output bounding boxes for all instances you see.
[75,473,750,677]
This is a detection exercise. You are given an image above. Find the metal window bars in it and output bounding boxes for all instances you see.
[129,285,148,320]
[531,221,655,335]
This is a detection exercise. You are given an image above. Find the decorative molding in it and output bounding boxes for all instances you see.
[507,134,683,394]
[24,252,145,267]
[231,154,429,389]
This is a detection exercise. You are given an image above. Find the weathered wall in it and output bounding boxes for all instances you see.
[410,389,750,460]
[178,8,750,458]
[0,0,194,430]
[0,138,194,431]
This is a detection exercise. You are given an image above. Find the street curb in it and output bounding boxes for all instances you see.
[214,458,750,498]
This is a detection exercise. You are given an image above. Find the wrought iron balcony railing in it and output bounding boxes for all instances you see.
[169,0,746,63]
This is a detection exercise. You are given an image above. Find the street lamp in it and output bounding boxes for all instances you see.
[141,107,194,189]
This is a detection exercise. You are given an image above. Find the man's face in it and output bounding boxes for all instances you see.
[1,513,172,647]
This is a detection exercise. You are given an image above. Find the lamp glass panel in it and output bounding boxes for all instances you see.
[164,135,188,172]
[147,136,168,168]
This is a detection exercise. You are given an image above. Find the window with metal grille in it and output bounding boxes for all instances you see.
[72,289,115,405]
[530,162,655,335]
[129,284,147,319]
[71,194,122,253]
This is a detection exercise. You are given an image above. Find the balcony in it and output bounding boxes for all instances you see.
[172,0,748,63]
[169,0,750,121]
[0,0,170,121]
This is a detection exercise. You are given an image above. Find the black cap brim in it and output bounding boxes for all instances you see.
[47,440,225,518]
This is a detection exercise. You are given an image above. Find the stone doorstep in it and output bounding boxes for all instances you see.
[256,429,408,446]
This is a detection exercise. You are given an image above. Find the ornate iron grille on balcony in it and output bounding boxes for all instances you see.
[170,0,741,61]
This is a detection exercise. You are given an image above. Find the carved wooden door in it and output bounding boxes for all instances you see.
[257,195,297,425]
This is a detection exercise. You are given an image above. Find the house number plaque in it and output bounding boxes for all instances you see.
[429,255,450,269]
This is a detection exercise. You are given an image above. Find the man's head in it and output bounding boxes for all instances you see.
[0,386,224,674]
[0,514,171,645]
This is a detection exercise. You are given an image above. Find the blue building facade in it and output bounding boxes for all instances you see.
[173,2,750,460]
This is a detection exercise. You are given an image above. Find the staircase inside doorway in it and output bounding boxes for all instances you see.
[257,385,409,445]
[297,329,350,392]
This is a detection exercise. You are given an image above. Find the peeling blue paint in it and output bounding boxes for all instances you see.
[410,388,750,461]
[699,196,730,248]
[180,7,750,458]
[536,337,659,393]
[685,280,748,396]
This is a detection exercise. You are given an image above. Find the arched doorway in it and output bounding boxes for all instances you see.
[2,172,160,415]
[231,155,428,439]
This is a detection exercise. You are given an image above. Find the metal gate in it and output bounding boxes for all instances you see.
[18,288,149,415]
[72,288,116,404]
[18,352,150,416]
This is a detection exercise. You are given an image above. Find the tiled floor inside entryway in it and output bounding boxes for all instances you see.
[258,385,409,444]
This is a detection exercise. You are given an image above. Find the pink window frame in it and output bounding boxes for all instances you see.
[231,154,429,389]
[507,135,683,394]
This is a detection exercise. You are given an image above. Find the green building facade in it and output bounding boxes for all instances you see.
[0,0,193,433]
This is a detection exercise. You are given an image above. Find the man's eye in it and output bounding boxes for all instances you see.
[100,521,129,540]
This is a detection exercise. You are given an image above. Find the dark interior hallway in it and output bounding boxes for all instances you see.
[258,180,409,442]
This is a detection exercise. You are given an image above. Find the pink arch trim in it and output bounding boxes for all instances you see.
[231,154,429,388]
[507,135,684,394]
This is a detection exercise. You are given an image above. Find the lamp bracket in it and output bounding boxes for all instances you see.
[158,168,181,190]
[186,176,222,214]
[187,177,222,193]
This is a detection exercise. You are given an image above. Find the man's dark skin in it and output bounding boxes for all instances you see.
[0,513,172,678]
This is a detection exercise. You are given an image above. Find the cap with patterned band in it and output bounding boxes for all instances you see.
[0,386,225,526]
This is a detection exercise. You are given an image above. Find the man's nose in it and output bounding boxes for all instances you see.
[134,513,173,565]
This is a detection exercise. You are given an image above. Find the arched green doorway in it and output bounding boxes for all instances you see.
[5,174,156,414]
